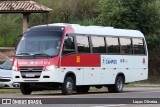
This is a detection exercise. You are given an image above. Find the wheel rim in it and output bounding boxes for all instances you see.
[66,81,73,93]
[117,78,123,91]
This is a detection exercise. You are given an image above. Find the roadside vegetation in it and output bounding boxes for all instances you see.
[0,0,160,82]
[0,88,20,94]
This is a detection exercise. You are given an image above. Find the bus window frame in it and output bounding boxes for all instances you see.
[105,36,121,55]
[76,34,91,54]
[62,33,76,57]
[132,37,147,55]
[90,35,107,54]
[62,33,147,56]
[119,37,133,55]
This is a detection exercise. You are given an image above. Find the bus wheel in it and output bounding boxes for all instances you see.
[76,86,90,93]
[20,83,32,95]
[61,77,74,95]
[108,76,124,93]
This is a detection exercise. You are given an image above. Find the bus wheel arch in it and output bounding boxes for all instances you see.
[108,73,125,93]
[61,71,76,95]
[63,71,76,85]
[116,73,125,84]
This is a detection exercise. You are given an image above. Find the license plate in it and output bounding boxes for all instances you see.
[26,73,35,77]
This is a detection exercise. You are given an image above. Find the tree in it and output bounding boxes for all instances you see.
[0,14,22,46]
[29,0,100,26]
[96,0,160,35]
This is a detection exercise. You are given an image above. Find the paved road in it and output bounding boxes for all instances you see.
[0,87,160,107]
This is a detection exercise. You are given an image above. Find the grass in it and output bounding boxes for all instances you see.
[134,77,160,84]
[0,88,20,94]
[0,88,56,94]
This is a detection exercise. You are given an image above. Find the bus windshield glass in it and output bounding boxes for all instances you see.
[15,31,63,57]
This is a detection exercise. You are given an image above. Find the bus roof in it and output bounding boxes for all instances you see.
[31,23,144,38]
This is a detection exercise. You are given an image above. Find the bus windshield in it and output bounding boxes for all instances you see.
[15,31,63,58]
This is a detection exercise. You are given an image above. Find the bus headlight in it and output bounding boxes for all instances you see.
[46,65,57,71]
[12,65,18,71]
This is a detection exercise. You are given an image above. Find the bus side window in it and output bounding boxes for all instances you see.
[62,35,75,56]
[120,38,133,54]
[132,38,145,55]
[91,36,106,53]
[106,37,120,54]
[76,35,90,53]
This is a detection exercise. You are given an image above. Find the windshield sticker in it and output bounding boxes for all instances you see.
[18,61,50,65]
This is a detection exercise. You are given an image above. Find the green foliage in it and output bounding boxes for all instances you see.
[0,14,22,47]
[96,0,160,35]
[29,0,99,27]
[146,35,160,78]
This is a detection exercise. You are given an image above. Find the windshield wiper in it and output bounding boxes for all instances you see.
[16,53,53,58]
[16,53,31,56]
[32,53,51,58]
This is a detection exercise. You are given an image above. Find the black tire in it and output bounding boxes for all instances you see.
[61,77,74,95]
[108,76,124,93]
[76,86,90,93]
[20,83,32,95]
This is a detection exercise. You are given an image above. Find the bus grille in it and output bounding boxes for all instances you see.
[20,66,43,78]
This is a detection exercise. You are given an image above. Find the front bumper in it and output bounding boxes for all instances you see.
[0,77,16,88]
[12,69,64,83]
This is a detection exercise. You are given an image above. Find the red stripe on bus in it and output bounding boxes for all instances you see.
[61,54,100,67]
